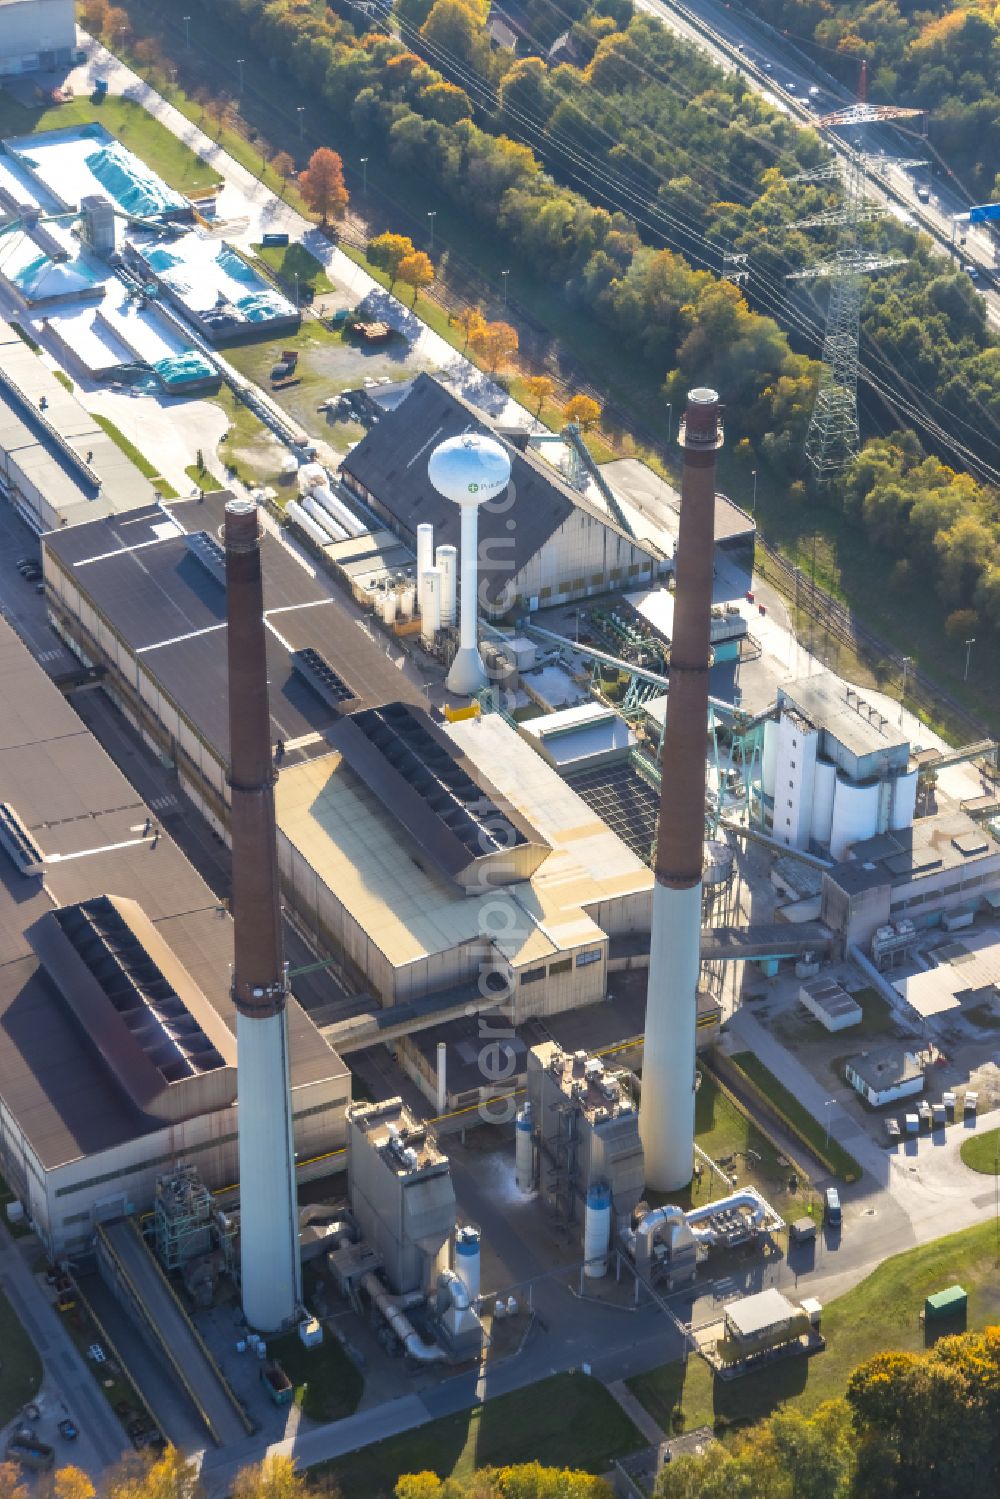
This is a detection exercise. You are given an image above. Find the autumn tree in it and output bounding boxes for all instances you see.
[232,1456,322,1499]
[105,1450,203,1499]
[397,250,435,304]
[79,0,110,35]
[271,152,296,196]
[456,306,486,349]
[298,147,349,225]
[563,394,602,430]
[470,319,518,373]
[523,375,554,416]
[368,232,416,288]
[0,1463,29,1499]
[54,1470,96,1499]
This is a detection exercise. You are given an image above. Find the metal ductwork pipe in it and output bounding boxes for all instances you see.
[361,1271,447,1363]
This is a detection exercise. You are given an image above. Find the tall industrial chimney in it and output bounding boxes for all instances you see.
[225,497,302,1332]
[638,389,724,1192]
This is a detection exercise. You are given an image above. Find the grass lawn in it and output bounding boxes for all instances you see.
[0,1284,42,1424]
[254,242,333,297]
[324,1373,641,1497]
[960,1127,1000,1174]
[88,412,178,497]
[628,1216,1000,1438]
[208,384,286,487]
[728,1052,862,1183]
[0,91,221,198]
[266,1328,363,1424]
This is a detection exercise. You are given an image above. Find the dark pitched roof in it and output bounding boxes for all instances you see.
[341,374,650,605]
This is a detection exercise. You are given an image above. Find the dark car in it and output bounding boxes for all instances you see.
[825,1186,842,1227]
[58,1420,78,1442]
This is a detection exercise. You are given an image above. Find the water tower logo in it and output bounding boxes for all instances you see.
[468,482,479,493]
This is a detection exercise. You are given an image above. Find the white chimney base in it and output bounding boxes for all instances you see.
[446,645,488,696]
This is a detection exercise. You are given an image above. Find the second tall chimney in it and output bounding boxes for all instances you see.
[638,389,723,1192]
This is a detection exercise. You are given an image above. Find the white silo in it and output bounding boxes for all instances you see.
[416,523,434,618]
[454,1225,481,1304]
[427,435,511,697]
[515,1104,534,1192]
[436,543,457,627]
[583,1182,612,1278]
[421,566,442,645]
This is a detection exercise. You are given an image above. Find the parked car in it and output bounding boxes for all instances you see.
[885,1117,901,1140]
[58,1420,78,1442]
[825,1187,842,1227]
[789,1217,817,1246]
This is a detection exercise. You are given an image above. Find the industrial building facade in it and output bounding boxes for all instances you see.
[340,374,663,614]
[0,0,75,75]
[0,615,349,1260]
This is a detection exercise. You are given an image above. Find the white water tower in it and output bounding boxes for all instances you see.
[427,434,511,696]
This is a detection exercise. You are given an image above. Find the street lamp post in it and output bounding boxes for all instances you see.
[360,157,368,195]
[665,402,672,442]
[236,58,245,96]
[501,268,509,306]
[183,14,191,48]
[751,468,758,519]
[427,210,436,250]
[824,1098,836,1149]
[900,654,912,725]
[964,637,976,682]
[297,106,305,140]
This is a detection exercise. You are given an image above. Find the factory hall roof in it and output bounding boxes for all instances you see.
[42,493,421,764]
[276,712,651,974]
[0,617,345,1173]
[340,373,654,603]
[828,810,1000,895]
[0,315,157,525]
[598,458,755,550]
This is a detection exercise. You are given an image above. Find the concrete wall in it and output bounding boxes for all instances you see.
[512,507,657,612]
[0,0,75,73]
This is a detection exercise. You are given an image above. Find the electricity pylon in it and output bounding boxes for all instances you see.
[788,136,923,478]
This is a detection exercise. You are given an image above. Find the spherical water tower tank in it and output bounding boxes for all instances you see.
[427,434,511,696]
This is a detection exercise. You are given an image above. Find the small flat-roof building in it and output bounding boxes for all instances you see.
[821,812,1000,950]
[0,313,157,531]
[339,373,663,614]
[845,1044,925,1107]
[0,616,348,1258]
[520,701,636,774]
[0,0,75,76]
[798,976,863,1032]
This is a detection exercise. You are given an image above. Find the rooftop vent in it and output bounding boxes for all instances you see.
[184,529,227,587]
[0,802,44,876]
[292,647,354,709]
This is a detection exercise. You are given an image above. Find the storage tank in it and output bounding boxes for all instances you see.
[399,584,415,620]
[416,524,434,618]
[421,566,441,645]
[829,777,880,860]
[584,1182,612,1279]
[515,1105,533,1192]
[384,590,398,627]
[762,716,778,798]
[454,1226,481,1305]
[285,500,332,549]
[890,767,918,832]
[311,483,361,539]
[297,461,326,494]
[703,840,734,889]
[300,495,343,542]
[811,758,837,847]
[436,543,457,627]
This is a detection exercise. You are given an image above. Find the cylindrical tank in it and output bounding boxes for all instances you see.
[416,523,434,618]
[436,543,457,627]
[421,566,441,645]
[373,589,386,622]
[300,494,345,542]
[762,716,778,798]
[297,461,326,494]
[506,1295,518,1317]
[454,1225,481,1305]
[311,482,365,539]
[285,500,331,549]
[702,840,734,889]
[494,1299,505,1319]
[890,767,918,831]
[811,758,837,847]
[399,583,415,620]
[829,777,880,860]
[584,1181,612,1279]
[515,1105,533,1192]
[384,590,398,627]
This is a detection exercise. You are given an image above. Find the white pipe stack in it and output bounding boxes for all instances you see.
[436,544,457,627]
[416,523,434,619]
[421,566,441,645]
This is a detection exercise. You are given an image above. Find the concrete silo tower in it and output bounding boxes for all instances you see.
[427,434,511,697]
